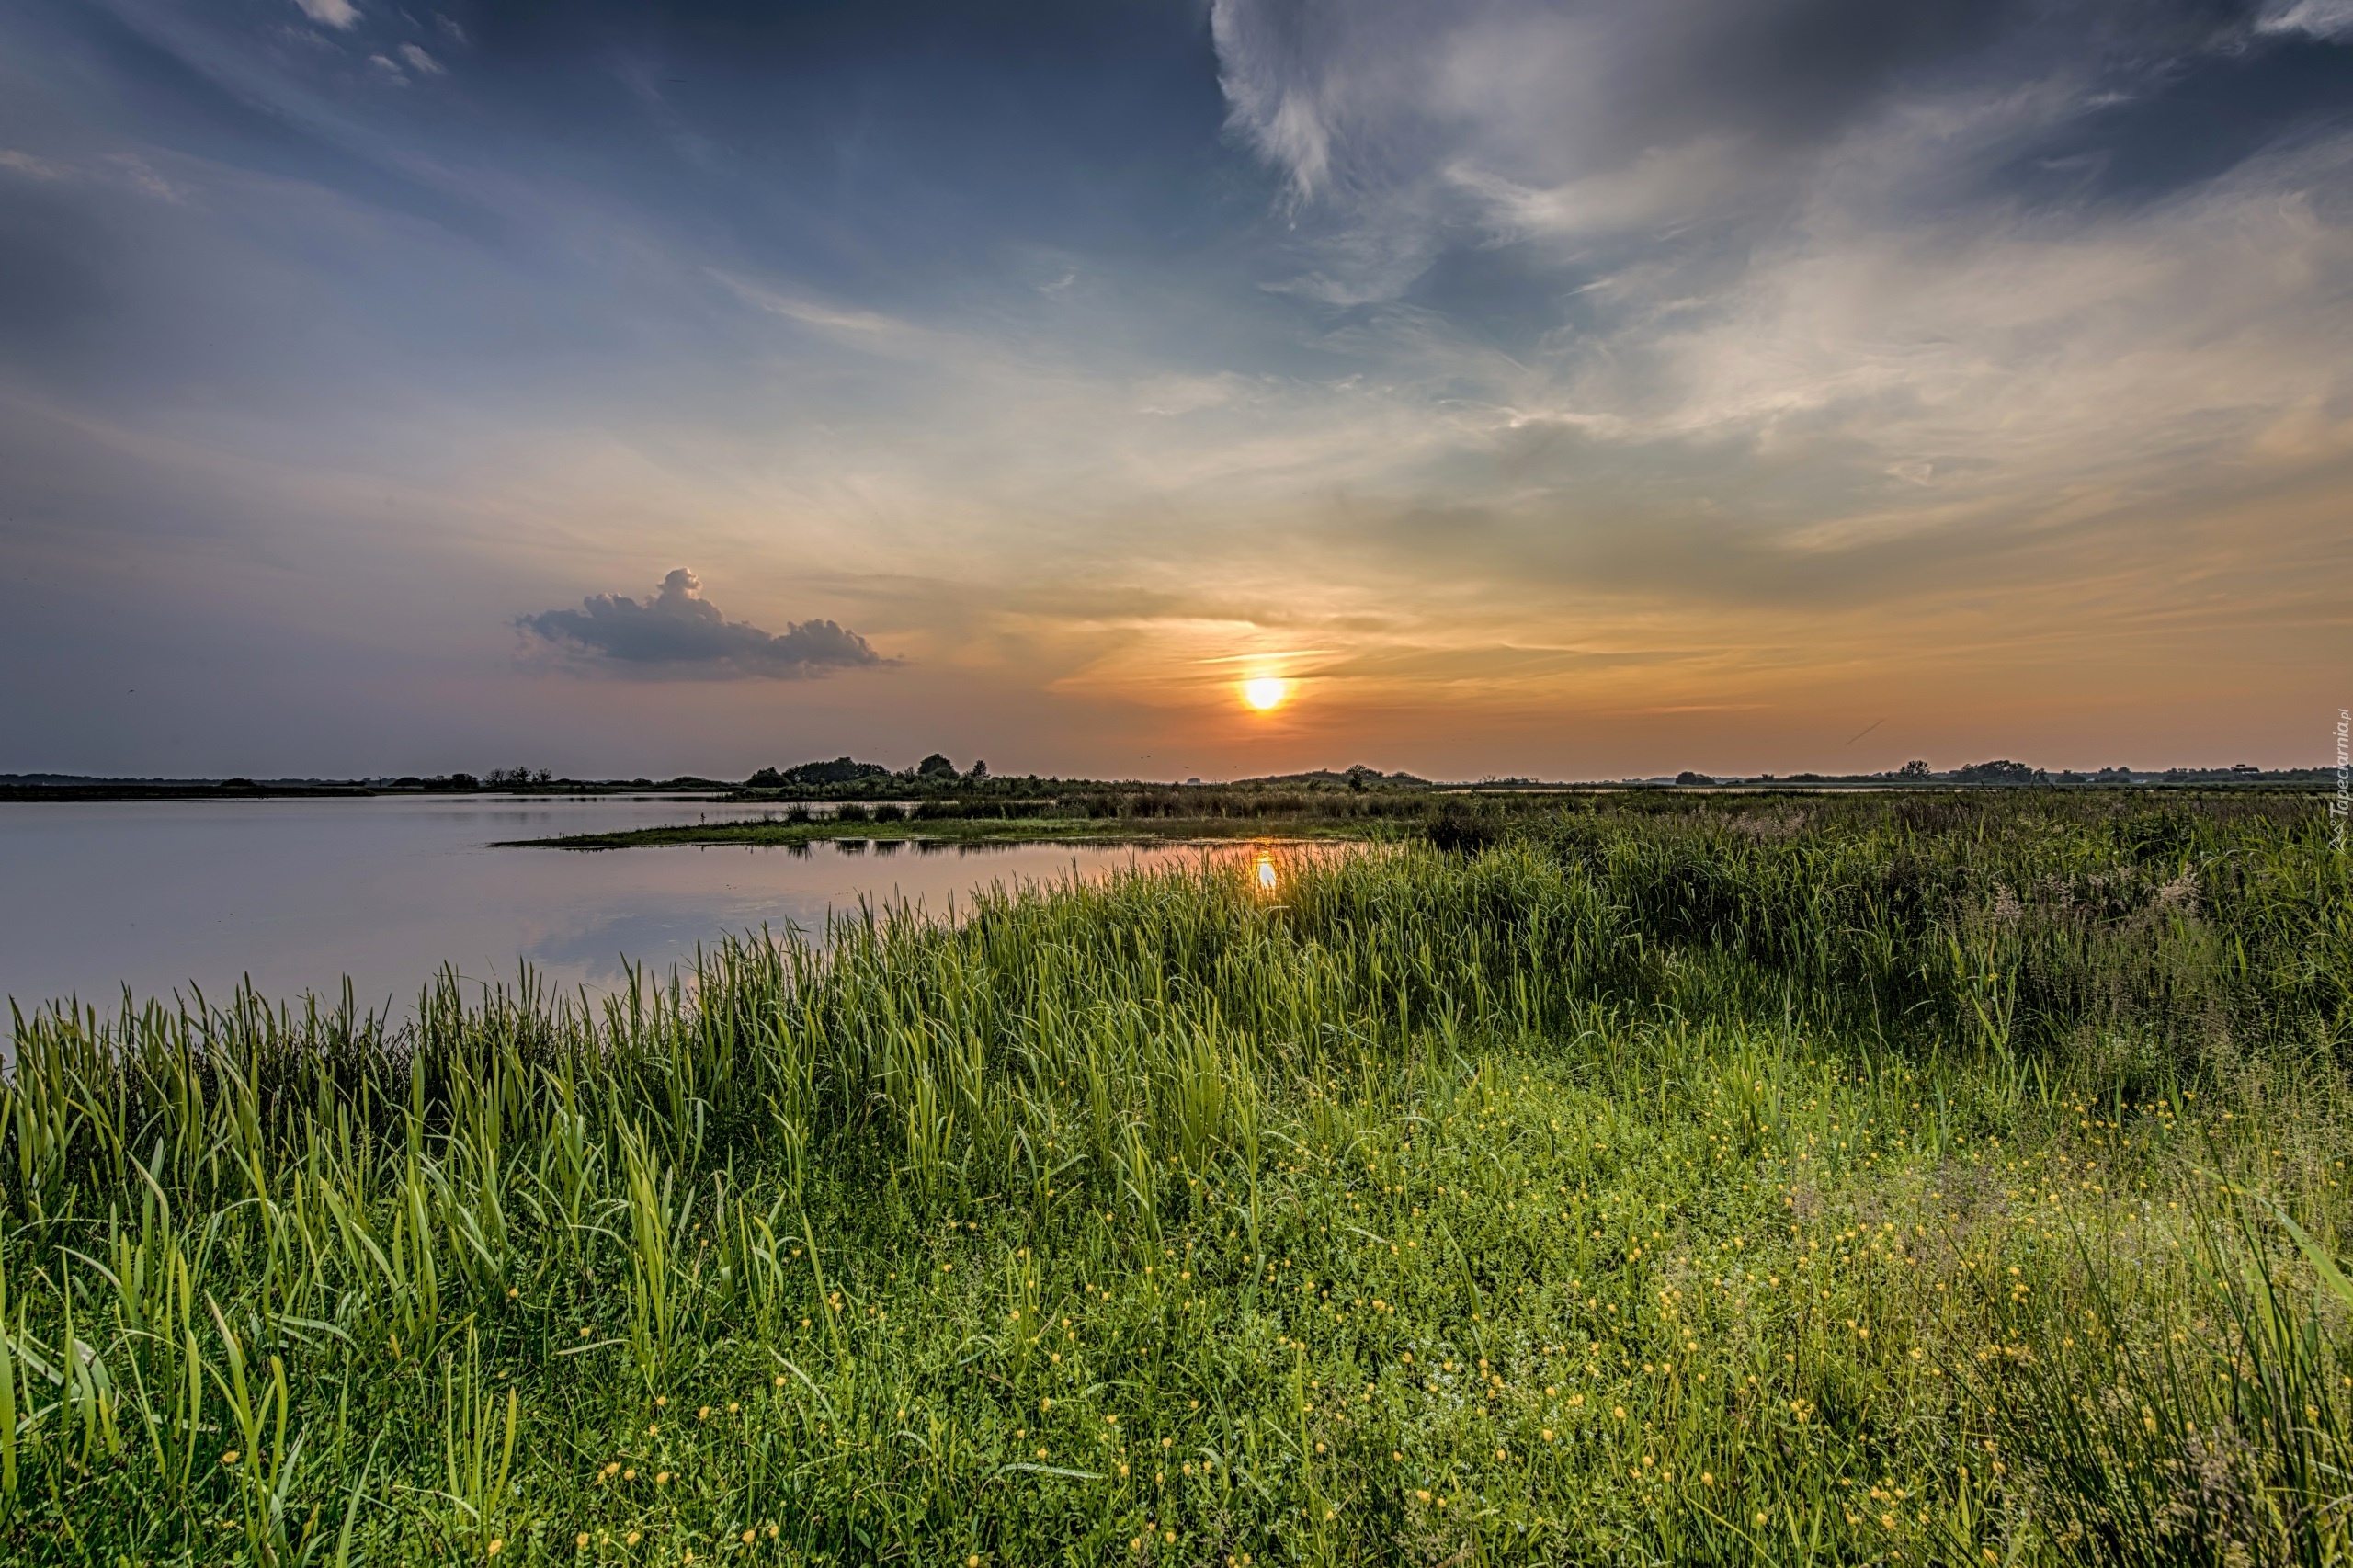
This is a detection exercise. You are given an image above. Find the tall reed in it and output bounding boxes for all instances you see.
[0,794,2342,1562]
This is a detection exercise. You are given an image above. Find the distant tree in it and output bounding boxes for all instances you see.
[1346,765,1376,792]
[1898,759,1931,778]
[1675,770,1715,787]
[916,753,958,779]
[966,760,989,782]
[745,767,785,788]
[777,757,891,787]
[1956,759,2043,785]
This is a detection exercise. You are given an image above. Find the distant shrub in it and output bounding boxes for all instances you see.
[834,803,870,824]
[1427,807,1501,854]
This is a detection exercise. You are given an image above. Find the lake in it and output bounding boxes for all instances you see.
[0,794,1250,1018]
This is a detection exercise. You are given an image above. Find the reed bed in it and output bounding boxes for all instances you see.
[1,794,2347,1564]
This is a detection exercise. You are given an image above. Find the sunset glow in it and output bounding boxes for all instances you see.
[1243,677,1290,712]
[0,0,2337,782]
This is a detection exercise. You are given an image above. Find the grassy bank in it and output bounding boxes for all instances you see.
[502,790,1449,850]
[506,785,2312,854]
[2,792,2347,1564]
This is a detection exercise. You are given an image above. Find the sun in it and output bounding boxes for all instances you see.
[1243,676,1290,711]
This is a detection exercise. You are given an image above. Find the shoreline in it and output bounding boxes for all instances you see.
[499,817,1396,851]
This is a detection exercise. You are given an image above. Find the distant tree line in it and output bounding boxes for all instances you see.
[745,754,993,790]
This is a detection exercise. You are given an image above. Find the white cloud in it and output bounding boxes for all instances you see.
[2256,0,2353,39]
[398,45,444,76]
[1209,0,1336,201]
[1207,0,1782,304]
[705,270,922,341]
[1642,123,2353,489]
[0,150,188,200]
[292,0,360,30]
[0,149,72,181]
[1198,0,2353,566]
[1444,136,1749,244]
[100,153,189,203]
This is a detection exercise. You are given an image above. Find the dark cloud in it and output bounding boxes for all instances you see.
[518,569,888,678]
[1211,0,2353,308]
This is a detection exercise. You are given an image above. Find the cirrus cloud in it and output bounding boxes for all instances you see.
[291,0,359,30]
[517,569,889,679]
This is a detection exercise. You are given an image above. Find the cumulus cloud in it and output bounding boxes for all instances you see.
[517,570,889,678]
[398,44,444,76]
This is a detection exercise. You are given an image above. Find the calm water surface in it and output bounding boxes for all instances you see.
[0,795,1245,1017]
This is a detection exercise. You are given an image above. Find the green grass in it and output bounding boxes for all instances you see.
[3,791,2348,1564]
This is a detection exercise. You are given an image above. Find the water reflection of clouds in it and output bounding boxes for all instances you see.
[524,906,818,984]
[2,796,1360,1017]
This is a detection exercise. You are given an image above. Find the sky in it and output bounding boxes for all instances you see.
[2,0,2348,783]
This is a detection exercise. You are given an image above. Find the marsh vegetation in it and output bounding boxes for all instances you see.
[1,790,2346,1563]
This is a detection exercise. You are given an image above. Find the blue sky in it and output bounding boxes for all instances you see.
[3,0,2349,779]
